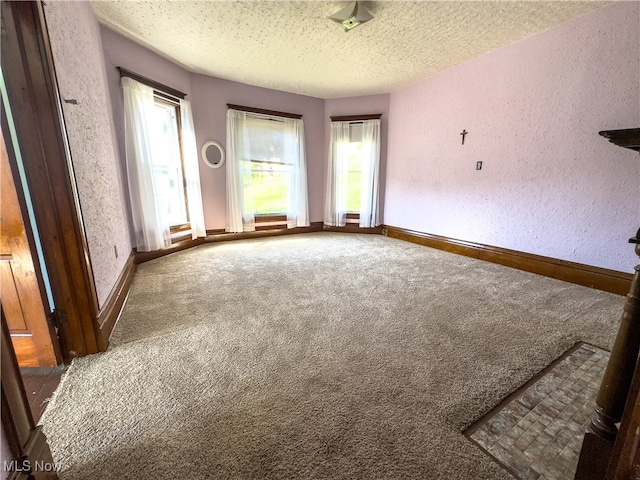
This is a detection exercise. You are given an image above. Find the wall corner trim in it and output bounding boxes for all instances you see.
[382,225,633,296]
[97,251,137,349]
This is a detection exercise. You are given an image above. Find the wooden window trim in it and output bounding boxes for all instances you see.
[170,223,191,234]
[254,214,287,231]
[170,232,192,244]
[255,214,287,223]
[227,104,302,119]
[330,114,381,122]
[153,94,179,107]
[117,67,186,100]
[255,224,283,231]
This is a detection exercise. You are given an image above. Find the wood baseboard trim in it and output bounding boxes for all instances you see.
[99,238,209,347]
[323,225,383,235]
[134,238,205,265]
[96,252,137,349]
[205,222,324,242]
[382,225,632,296]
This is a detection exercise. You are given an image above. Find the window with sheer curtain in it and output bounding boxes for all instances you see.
[226,108,309,233]
[324,119,381,228]
[121,77,206,252]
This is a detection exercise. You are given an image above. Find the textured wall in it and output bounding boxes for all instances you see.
[324,95,391,222]
[385,2,640,273]
[44,2,132,308]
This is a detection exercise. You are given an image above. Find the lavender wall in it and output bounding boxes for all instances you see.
[385,2,640,273]
[100,27,325,230]
[101,26,193,243]
[324,95,390,222]
[44,2,132,308]
[190,75,325,228]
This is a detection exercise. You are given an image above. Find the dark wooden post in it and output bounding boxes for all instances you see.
[605,342,640,479]
[575,228,640,479]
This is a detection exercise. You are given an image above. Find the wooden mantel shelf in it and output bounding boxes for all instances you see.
[599,128,640,153]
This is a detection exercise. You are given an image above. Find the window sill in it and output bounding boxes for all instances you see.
[253,214,287,230]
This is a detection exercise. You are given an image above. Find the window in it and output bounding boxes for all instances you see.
[240,115,294,216]
[325,118,381,228]
[339,124,366,214]
[121,75,205,252]
[150,98,189,231]
[226,108,309,233]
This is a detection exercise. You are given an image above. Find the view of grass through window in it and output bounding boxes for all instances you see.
[343,142,363,213]
[243,160,290,214]
[241,141,364,216]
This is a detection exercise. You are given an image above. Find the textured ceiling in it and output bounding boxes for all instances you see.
[91,1,608,99]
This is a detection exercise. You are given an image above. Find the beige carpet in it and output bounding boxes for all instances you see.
[39,233,624,479]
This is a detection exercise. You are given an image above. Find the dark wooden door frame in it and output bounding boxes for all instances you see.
[1,308,58,480]
[1,0,103,362]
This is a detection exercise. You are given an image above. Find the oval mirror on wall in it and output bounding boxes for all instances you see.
[201,141,225,168]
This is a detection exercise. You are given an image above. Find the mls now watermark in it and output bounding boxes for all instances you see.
[3,459,61,473]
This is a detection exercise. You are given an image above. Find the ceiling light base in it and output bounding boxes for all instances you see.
[328,1,373,32]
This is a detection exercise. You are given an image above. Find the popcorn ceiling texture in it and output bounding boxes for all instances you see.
[385,2,640,273]
[90,1,608,99]
[45,2,132,308]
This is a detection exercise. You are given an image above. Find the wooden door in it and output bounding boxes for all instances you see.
[0,132,58,367]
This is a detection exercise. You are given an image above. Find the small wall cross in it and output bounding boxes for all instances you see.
[460,129,468,145]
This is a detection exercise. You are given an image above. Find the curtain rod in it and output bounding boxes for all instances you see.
[227,104,302,120]
[330,114,382,122]
[117,67,187,100]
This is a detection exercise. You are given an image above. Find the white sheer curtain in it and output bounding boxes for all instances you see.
[225,109,309,233]
[285,118,309,229]
[359,119,381,228]
[226,109,249,233]
[179,99,206,239]
[324,119,381,228]
[122,77,206,251]
[122,77,171,251]
[324,122,351,227]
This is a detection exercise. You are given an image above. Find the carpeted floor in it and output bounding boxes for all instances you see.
[39,233,624,479]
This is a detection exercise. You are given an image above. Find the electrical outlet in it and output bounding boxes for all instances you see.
[476,161,483,170]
